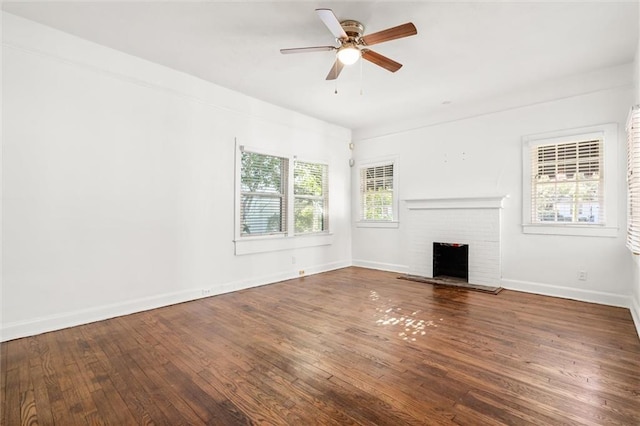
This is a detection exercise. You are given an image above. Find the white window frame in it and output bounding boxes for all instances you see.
[356,158,399,228]
[522,123,618,237]
[234,142,333,255]
[626,105,640,254]
[293,160,329,235]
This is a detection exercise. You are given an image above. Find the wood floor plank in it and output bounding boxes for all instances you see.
[121,320,255,424]
[2,267,640,425]
[0,343,7,426]
[4,367,22,426]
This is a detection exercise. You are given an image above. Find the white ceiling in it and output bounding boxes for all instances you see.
[3,1,639,133]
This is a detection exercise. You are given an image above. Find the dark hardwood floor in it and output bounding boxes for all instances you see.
[2,267,640,425]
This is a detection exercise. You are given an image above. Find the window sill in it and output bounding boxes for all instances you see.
[356,221,399,229]
[522,224,618,238]
[235,232,333,255]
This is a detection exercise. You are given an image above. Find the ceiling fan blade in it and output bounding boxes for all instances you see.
[361,22,417,46]
[325,59,345,80]
[361,49,403,73]
[316,8,348,39]
[280,46,336,54]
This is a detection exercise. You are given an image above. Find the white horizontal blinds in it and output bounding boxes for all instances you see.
[293,161,328,234]
[627,106,640,254]
[361,163,394,220]
[531,139,603,224]
[240,151,288,236]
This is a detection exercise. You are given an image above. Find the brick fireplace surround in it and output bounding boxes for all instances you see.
[404,196,507,287]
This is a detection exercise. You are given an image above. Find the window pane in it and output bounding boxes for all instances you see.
[294,198,325,233]
[363,190,393,220]
[576,203,599,223]
[555,201,574,222]
[532,139,603,224]
[536,205,557,222]
[240,151,288,236]
[294,161,328,234]
[361,163,394,221]
[241,152,286,194]
[294,162,325,196]
[240,195,285,235]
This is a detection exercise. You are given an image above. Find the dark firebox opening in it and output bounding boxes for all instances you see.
[433,243,469,281]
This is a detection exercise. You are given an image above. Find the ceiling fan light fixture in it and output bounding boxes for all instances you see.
[337,44,360,65]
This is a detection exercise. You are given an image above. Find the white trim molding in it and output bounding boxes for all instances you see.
[234,233,333,256]
[355,221,400,229]
[405,195,508,210]
[631,295,640,340]
[351,259,409,274]
[522,224,618,237]
[501,278,631,308]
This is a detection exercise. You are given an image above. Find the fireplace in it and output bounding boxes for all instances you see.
[404,196,507,286]
[433,243,468,281]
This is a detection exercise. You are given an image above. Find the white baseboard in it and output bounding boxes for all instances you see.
[630,295,640,341]
[1,289,202,342]
[211,260,351,295]
[1,260,351,342]
[351,259,408,274]
[501,278,631,308]
[7,265,635,342]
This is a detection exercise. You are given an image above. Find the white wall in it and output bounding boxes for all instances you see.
[352,76,636,308]
[2,13,352,341]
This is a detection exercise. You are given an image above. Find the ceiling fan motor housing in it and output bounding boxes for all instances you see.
[340,20,364,39]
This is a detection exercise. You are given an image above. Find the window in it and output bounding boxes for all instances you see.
[236,145,332,252]
[358,161,398,227]
[240,151,288,236]
[531,139,603,224]
[627,106,640,253]
[522,124,618,237]
[294,161,328,234]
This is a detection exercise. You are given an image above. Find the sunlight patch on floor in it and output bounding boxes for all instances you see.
[370,290,443,342]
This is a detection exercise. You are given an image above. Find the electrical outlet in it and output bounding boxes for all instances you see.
[578,271,587,281]
[299,270,305,276]
[201,288,212,296]
[292,256,296,264]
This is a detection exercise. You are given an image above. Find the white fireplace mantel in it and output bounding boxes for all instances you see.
[404,195,509,210]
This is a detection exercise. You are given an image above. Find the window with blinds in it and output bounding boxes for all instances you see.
[240,151,288,236]
[627,106,640,253]
[531,139,604,224]
[294,161,329,234]
[360,163,394,221]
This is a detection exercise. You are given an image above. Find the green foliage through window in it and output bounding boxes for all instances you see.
[239,151,329,236]
[240,151,288,236]
[294,161,328,234]
[360,164,394,221]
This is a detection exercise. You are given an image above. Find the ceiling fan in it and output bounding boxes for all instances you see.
[280,9,417,80]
